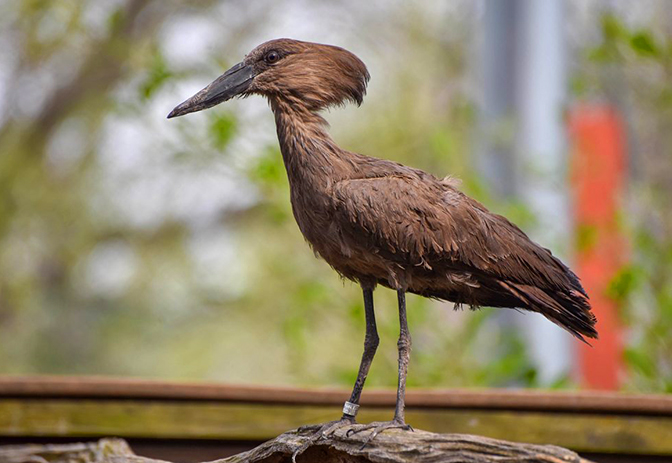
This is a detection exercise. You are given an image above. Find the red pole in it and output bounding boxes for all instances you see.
[569,105,626,390]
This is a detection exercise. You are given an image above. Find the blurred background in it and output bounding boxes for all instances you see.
[0,0,670,393]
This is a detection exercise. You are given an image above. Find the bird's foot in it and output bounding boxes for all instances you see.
[292,416,355,462]
[346,418,413,449]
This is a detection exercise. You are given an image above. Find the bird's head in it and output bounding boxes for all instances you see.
[168,38,370,118]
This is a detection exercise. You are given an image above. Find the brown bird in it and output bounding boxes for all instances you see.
[168,38,597,442]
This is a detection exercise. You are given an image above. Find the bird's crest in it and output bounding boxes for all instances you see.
[246,39,371,111]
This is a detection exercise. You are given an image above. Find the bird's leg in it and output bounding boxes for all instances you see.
[342,286,379,420]
[347,289,413,447]
[393,288,412,424]
[291,287,379,462]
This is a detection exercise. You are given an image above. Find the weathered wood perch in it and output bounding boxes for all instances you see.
[0,425,595,463]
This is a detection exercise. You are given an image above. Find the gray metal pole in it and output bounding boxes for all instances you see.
[478,0,519,198]
[515,0,572,384]
[479,0,571,385]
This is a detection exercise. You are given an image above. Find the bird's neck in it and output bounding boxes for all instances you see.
[270,98,356,189]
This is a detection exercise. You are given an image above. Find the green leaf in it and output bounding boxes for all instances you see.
[601,13,626,41]
[606,265,642,302]
[630,31,659,57]
[588,13,627,63]
[624,348,657,379]
[140,51,173,100]
[249,146,284,186]
[208,112,237,150]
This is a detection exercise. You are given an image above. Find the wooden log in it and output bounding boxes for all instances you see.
[0,438,152,463]
[0,426,595,463]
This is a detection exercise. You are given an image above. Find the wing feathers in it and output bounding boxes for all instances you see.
[332,175,597,340]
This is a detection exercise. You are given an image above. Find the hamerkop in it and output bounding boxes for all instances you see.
[168,38,597,441]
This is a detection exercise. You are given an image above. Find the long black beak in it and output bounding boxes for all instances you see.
[167,62,255,119]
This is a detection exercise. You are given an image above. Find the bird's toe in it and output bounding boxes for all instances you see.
[292,417,356,462]
[345,419,413,449]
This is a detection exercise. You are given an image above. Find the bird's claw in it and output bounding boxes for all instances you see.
[291,417,355,462]
[347,419,413,450]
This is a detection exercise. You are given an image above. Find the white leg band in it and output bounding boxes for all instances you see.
[342,401,360,417]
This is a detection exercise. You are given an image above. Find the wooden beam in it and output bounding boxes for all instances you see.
[1,376,670,414]
[0,399,670,455]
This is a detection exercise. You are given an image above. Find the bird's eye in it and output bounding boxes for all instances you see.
[265,51,280,64]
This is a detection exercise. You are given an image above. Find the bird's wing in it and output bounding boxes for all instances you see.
[332,175,560,285]
[331,175,596,340]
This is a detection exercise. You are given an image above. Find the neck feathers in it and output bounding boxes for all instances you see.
[270,97,355,186]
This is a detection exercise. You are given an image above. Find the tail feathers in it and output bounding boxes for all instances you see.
[500,281,598,343]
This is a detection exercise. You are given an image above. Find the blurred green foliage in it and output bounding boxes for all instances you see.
[209,112,238,151]
[0,0,537,389]
[579,10,672,392]
[0,0,670,395]
[141,50,174,100]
